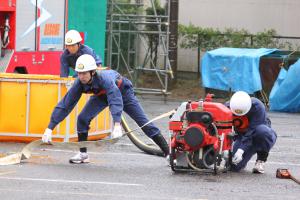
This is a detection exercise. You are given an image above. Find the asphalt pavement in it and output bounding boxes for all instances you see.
[0,97,299,200]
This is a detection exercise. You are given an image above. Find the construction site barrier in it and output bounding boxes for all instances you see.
[0,73,112,142]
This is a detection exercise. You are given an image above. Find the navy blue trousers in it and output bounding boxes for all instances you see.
[76,79,160,138]
[231,124,277,171]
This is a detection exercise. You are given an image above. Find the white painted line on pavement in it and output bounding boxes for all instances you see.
[269,151,300,156]
[39,149,300,166]
[41,148,153,157]
[249,160,300,166]
[0,176,144,187]
[275,138,300,142]
[0,171,15,176]
[115,143,134,146]
[0,188,207,200]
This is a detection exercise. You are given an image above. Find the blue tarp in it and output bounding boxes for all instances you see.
[269,59,300,112]
[201,48,277,94]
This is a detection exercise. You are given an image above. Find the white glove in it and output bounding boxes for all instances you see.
[232,149,244,165]
[42,128,52,143]
[111,124,123,139]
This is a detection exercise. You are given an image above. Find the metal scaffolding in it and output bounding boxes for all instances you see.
[106,0,173,94]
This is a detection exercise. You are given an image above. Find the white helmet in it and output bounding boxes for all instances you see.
[75,54,97,72]
[229,91,252,116]
[65,30,82,45]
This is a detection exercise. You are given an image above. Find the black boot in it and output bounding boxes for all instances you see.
[257,151,269,162]
[78,132,88,153]
[152,134,169,157]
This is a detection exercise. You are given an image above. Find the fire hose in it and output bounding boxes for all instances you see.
[0,110,175,166]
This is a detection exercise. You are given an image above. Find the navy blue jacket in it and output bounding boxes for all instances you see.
[48,70,123,130]
[235,97,272,151]
[60,44,102,77]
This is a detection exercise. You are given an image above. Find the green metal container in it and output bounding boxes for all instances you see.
[68,0,107,64]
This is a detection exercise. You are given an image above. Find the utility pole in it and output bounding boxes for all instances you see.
[169,0,179,84]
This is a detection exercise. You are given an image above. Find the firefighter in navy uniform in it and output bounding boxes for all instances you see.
[42,54,169,163]
[229,91,277,173]
[60,30,102,77]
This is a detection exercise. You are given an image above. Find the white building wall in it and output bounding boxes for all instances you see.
[178,0,300,72]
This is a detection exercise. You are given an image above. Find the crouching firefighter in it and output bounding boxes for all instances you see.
[228,91,277,173]
[42,54,169,163]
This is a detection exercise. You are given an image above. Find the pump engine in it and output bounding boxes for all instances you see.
[169,94,234,173]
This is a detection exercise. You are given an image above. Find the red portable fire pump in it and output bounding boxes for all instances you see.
[169,94,235,174]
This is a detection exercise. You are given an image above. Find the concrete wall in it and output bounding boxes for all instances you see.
[178,0,300,72]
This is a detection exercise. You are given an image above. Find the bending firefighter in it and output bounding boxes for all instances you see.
[60,30,102,77]
[42,54,169,163]
[229,91,277,173]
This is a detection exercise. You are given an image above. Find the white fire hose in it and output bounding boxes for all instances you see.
[0,110,175,165]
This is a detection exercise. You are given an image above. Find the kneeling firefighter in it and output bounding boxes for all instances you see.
[42,54,169,163]
[229,91,277,173]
